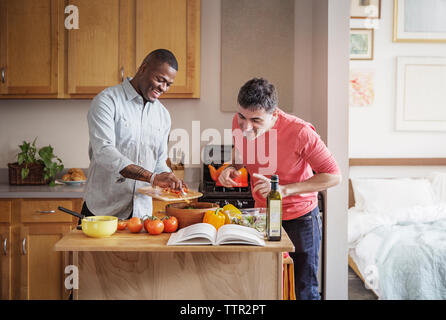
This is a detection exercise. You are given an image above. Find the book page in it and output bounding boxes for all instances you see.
[216,224,265,246]
[167,223,217,246]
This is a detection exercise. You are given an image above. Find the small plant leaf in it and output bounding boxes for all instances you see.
[16,139,63,187]
[21,167,30,180]
[18,154,24,165]
[36,145,63,187]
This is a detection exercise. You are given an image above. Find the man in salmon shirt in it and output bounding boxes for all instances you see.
[218,78,341,300]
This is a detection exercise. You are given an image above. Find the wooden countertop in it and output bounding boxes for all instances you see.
[54,228,295,253]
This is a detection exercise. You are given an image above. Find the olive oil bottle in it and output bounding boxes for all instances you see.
[266,175,282,241]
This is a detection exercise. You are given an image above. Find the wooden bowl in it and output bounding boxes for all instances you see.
[166,202,219,229]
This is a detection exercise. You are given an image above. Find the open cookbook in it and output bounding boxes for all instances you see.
[167,223,266,246]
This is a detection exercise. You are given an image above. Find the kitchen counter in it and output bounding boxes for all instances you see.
[0,181,200,199]
[0,182,85,198]
[55,228,294,300]
[55,228,294,252]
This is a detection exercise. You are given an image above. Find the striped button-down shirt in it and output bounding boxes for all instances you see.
[84,77,171,220]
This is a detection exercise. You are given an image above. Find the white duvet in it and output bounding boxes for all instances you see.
[348,204,446,299]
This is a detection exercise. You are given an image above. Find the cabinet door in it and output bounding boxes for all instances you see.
[0,225,11,300]
[66,0,134,95]
[0,0,59,95]
[20,223,72,300]
[135,0,200,98]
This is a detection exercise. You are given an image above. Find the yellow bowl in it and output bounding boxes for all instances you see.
[81,216,118,238]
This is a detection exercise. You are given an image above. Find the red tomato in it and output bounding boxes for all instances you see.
[147,218,164,235]
[162,216,178,233]
[127,217,143,233]
[143,217,151,233]
[117,220,128,231]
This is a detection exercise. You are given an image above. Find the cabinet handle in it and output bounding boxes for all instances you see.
[121,67,124,82]
[3,238,6,255]
[22,238,27,255]
[36,210,55,214]
[1,68,5,83]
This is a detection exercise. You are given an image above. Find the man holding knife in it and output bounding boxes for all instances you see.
[83,49,185,221]
[218,78,341,300]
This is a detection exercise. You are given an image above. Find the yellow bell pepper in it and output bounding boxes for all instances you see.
[203,208,226,230]
[222,204,242,224]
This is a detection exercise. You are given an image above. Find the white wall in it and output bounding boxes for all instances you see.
[0,0,231,170]
[0,0,350,299]
[0,0,313,171]
[0,0,342,168]
[294,0,313,122]
[349,0,446,158]
[312,0,350,300]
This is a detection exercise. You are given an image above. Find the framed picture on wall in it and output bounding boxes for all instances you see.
[393,0,446,42]
[396,57,446,131]
[349,69,375,107]
[350,0,381,19]
[350,29,374,60]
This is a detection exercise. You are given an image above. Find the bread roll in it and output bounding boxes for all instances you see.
[63,168,86,181]
[71,172,86,181]
[68,168,83,174]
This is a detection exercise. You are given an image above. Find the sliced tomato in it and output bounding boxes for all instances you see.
[117,220,128,231]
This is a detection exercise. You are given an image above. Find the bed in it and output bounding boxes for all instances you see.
[348,158,446,300]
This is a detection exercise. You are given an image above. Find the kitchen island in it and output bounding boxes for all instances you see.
[54,228,294,300]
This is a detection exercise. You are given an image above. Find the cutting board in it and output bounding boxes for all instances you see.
[136,186,203,202]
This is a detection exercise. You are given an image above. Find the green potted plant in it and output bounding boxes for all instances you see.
[8,138,64,186]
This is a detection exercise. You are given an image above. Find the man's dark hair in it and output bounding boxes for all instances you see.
[237,78,278,113]
[144,49,178,71]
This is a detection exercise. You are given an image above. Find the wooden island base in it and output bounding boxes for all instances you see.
[74,251,282,300]
[55,229,294,300]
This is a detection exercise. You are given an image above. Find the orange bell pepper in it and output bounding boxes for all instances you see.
[208,163,231,182]
[202,208,226,230]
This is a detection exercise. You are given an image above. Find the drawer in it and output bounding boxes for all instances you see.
[20,199,77,223]
[0,200,12,223]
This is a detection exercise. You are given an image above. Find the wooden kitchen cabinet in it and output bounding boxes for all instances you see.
[0,200,12,300]
[135,0,200,98]
[19,223,72,300]
[66,0,134,96]
[0,0,59,96]
[0,198,81,300]
[0,0,200,99]
[0,224,11,300]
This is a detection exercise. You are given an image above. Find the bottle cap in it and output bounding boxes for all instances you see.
[271,175,279,182]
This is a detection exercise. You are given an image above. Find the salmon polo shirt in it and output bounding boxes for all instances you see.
[232,108,340,220]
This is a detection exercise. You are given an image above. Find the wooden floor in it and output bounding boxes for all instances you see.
[348,267,377,300]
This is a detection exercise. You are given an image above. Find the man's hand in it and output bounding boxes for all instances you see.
[218,166,242,187]
[153,172,186,190]
[252,173,287,198]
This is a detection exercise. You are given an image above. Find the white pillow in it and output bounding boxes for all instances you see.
[351,178,436,212]
[427,172,446,204]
